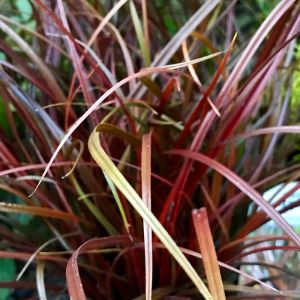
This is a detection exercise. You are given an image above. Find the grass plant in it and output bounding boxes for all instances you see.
[0,0,300,299]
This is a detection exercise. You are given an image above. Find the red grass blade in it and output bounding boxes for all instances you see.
[168,149,300,246]
[216,0,296,106]
[66,236,131,300]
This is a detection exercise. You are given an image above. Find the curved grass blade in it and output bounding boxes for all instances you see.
[217,0,296,105]
[56,0,96,124]
[36,261,47,300]
[30,50,222,196]
[61,140,84,179]
[86,0,129,49]
[96,123,141,146]
[88,130,212,299]
[0,20,66,103]
[17,232,79,281]
[181,39,220,116]
[168,149,300,246]
[235,126,300,140]
[66,236,132,300]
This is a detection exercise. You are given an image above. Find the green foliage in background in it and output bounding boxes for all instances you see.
[0,259,16,300]
[292,44,300,110]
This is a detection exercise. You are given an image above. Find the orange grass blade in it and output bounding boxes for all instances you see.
[0,202,80,221]
[192,208,226,300]
[181,39,220,116]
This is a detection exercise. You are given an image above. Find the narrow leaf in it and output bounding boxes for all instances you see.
[169,149,300,246]
[192,208,226,300]
[88,130,212,299]
[36,261,47,300]
[129,0,221,99]
[30,50,222,196]
[104,173,130,233]
[141,132,153,300]
[66,236,132,300]
[0,203,80,222]
[129,0,151,66]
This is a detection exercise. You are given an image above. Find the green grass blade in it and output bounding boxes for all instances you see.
[129,0,151,66]
[70,175,118,235]
[104,173,130,233]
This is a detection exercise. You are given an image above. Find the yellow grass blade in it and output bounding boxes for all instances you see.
[88,129,212,299]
